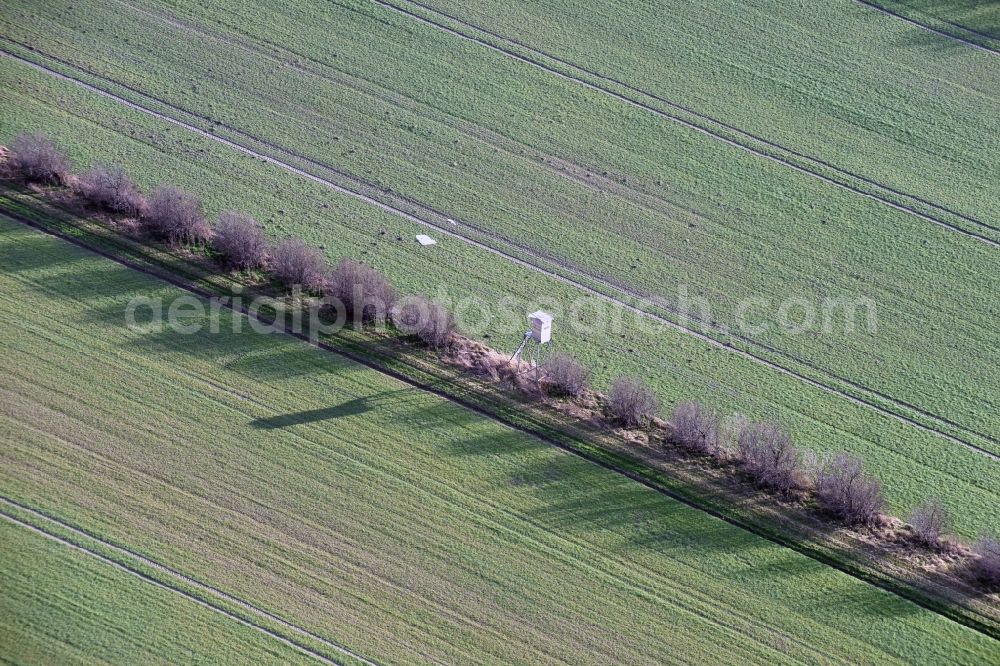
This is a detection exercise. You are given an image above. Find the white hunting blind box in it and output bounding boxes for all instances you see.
[528,311,553,344]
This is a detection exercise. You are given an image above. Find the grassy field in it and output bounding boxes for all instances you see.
[0,520,315,665]
[400,0,1000,222]
[1,214,998,664]
[2,54,999,542]
[1,0,998,453]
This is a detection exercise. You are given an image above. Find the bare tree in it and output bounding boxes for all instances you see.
[737,421,804,494]
[607,377,659,428]
[814,453,885,526]
[271,238,328,292]
[540,352,589,397]
[908,498,949,549]
[329,258,395,326]
[670,400,720,456]
[970,536,1000,590]
[392,295,456,348]
[145,185,211,246]
[214,211,268,271]
[76,163,146,216]
[8,133,70,184]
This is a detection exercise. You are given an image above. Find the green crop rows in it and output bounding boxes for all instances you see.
[1,0,998,450]
[0,520,317,665]
[2,215,997,664]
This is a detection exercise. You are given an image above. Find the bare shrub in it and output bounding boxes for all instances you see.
[145,185,211,246]
[540,352,589,397]
[271,238,328,292]
[214,211,268,271]
[908,498,949,549]
[329,258,395,325]
[9,133,70,184]
[737,421,804,494]
[969,536,1000,590]
[75,163,146,216]
[607,377,659,428]
[392,295,456,348]
[814,453,885,526]
[670,400,720,456]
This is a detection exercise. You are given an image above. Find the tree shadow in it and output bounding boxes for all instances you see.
[439,426,543,458]
[520,466,764,554]
[252,387,416,429]
[884,0,1000,39]
[893,16,999,54]
[251,398,371,428]
[442,422,989,624]
[0,229,92,275]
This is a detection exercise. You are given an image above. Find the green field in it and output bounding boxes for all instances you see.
[2,1,999,659]
[402,0,1000,223]
[0,520,318,665]
[1,215,998,664]
[2,50,999,541]
[1,0,998,452]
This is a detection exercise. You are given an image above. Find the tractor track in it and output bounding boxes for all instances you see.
[855,0,1000,56]
[0,497,376,666]
[3,45,998,461]
[373,0,1000,246]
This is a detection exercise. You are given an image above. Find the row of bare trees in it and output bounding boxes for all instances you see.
[667,396,1000,586]
[5,134,456,349]
[7,133,998,590]
[535,355,889,530]
[669,400,886,522]
[537,356,892,527]
[520,255,998,587]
